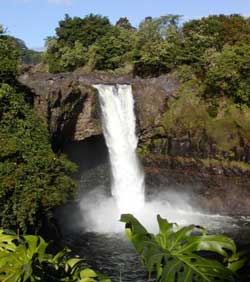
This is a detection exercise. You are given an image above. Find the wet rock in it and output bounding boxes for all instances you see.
[145,166,250,215]
[211,166,224,175]
[132,74,179,135]
[169,137,192,157]
[18,72,102,149]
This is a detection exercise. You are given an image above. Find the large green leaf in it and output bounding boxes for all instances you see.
[0,229,18,253]
[23,235,48,262]
[121,214,236,282]
[227,249,250,272]
[0,232,51,282]
[0,244,33,282]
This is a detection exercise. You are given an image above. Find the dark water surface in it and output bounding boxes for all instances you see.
[63,232,148,282]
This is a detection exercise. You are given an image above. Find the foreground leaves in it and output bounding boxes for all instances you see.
[0,229,111,282]
[121,214,237,282]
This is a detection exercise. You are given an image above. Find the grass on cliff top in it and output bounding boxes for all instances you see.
[145,155,250,172]
[174,156,250,172]
[201,158,250,171]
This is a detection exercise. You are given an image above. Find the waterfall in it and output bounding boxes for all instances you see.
[94,84,145,214]
[81,85,235,234]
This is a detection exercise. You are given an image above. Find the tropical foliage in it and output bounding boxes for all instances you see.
[121,214,240,282]
[44,14,114,72]
[0,228,110,282]
[1,216,250,282]
[0,83,77,233]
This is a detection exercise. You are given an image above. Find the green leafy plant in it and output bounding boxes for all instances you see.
[0,228,111,282]
[0,31,20,82]
[121,214,237,282]
[0,83,77,233]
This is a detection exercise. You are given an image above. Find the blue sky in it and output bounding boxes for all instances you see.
[1,0,250,49]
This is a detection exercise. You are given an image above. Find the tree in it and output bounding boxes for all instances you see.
[44,37,62,73]
[45,14,113,72]
[205,43,250,105]
[183,14,250,51]
[87,26,136,70]
[133,15,182,77]
[115,17,135,30]
[137,15,180,44]
[45,38,87,72]
[56,13,112,48]
[181,15,250,72]
[0,28,20,82]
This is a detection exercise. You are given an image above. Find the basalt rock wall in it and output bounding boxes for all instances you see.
[19,72,178,149]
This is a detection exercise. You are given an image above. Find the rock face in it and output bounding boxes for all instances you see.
[132,75,179,142]
[19,72,179,148]
[145,167,250,216]
[19,73,103,148]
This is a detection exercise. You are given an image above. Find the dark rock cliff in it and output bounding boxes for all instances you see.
[19,73,103,149]
[19,72,179,148]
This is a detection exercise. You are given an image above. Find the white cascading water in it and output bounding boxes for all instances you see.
[94,84,145,214]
